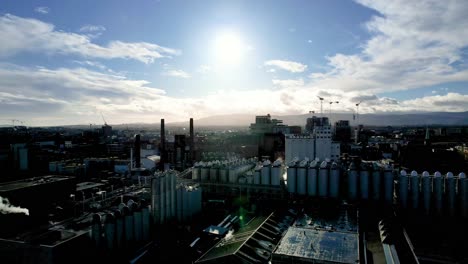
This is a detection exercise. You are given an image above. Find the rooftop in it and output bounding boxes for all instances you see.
[0,175,74,193]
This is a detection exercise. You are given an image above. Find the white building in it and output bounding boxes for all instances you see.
[285,118,340,162]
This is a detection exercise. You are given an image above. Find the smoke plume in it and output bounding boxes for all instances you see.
[0,196,29,216]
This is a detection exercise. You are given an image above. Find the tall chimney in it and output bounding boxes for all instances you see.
[190,118,194,163]
[134,134,141,168]
[160,119,165,170]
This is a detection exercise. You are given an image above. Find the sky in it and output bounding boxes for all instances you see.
[1,0,468,126]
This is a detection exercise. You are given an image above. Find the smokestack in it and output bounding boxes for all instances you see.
[190,118,194,163]
[160,119,165,170]
[134,134,141,168]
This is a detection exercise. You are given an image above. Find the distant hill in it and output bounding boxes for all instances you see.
[170,112,468,127]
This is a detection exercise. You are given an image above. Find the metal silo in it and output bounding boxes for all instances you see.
[433,171,443,215]
[421,171,431,215]
[91,213,102,249]
[201,164,210,182]
[446,172,456,216]
[123,205,134,244]
[133,206,143,242]
[318,161,329,197]
[219,166,228,183]
[410,170,419,210]
[151,176,161,224]
[114,209,124,249]
[399,170,408,209]
[360,163,370,200]
[329,162,340,199]
[210,162,219,182]
[383,164,394,205]
[254,165,261,185]
[141,203,150,241]
[261,160,271,185]
[348,162,358,201]
[271,159,282,186]
[171,172,176,219]
[459,173,467,218]
[287,160,297,194]
[104,213,115,250]
[307,160,318,196]
[192,162,201,180]
[372,163,381,201]
[297,159,308,195]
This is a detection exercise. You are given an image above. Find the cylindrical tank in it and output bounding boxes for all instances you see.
[123,205,134,244]
[318,161,328,197]
[114,209,124,248]
[329,162,340,198]
[219,168,228,183]
[410,170,419,209]
[372,163,381,201]
[133,206,143,242]
[459,173,467,218]
[201,166,209,182]
[307,160,318,197]
[348,162,358,201]
[104,213,115,250]
[261,160,271,185]
[271,161,281,186]
[399,170,408,209]
[246,174,253,184]
[254,166,261,185]
[228,168,238,183]
[210,166,218,182]
[141,204,150,241]
[360,163,370,200]
[287,162,297,194]
[192,163,201,180]
[433,171,443,215]
[171,173,176,219]
[297,159,308,195]
[91,213,102,249]
[421,171,431,215]
[383,165,394,205]
[446,172,456,216]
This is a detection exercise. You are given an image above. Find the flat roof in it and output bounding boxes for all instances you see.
[0,175,74,193]
[273,227,359,264]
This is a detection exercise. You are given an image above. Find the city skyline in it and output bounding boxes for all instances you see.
[1,0,468,126]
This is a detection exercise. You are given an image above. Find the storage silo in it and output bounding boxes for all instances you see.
[372,163,381,201]
[307,160,318,197]
[446,172,456,216]
[201,163,210,182]
[348,162,358,201]
[210,162,219,182]
[171,172,176,219]
[246,172,253,184]
[192,162,201,180]
[410,170,419,209]
[91,213,102,249]
[433,171,443,215]
[123,205,134,244]
[329,162,340,199]
[114,209,124,249]
[104,213,115,250]
[271,159,282,186]
[141,203,150,241]
[318,161,329,197]
[459,172,467,218]
[287,160,297,194]
[254,165,261,185]
[219,164,228,183]
[133,206,143,242]
[383,164,394,205]
[360,163,370,200]
[421,171,431,215]
[261,160,271,185]
[297,159,308,195]
[399,170,408,209]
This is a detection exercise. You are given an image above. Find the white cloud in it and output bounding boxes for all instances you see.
[162,69,191,79]
[306,0,468,94]
[307,39,313,43]
[0,14,180,64]
[272,79,304,88]
[34,7,50,14]
[197,65,212,74]
[264,60,308,73]
[79,24,106,33]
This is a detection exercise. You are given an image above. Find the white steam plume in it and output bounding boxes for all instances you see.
[0,196,29,216]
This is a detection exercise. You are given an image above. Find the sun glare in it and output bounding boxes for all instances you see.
[214,31,245,65]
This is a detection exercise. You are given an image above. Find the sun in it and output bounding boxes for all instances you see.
[214,31,245,65]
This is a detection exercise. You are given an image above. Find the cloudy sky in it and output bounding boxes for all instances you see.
[1,0,468,126]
